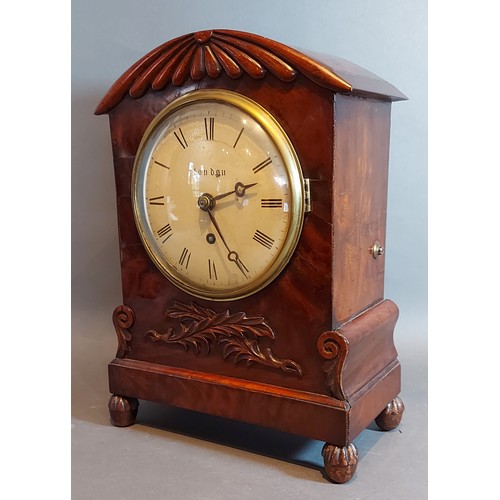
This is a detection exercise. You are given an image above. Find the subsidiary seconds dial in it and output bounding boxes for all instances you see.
[132,89,305,300]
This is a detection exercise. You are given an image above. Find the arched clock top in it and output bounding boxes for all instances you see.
[95,29,405,115]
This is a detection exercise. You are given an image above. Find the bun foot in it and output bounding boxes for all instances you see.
[322,443,358,483]
[375,396,405,431]
[108,395,139,427]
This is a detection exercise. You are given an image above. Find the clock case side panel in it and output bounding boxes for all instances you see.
[325,94,401,430]
[332,93,393,324]
[105,75,337,397]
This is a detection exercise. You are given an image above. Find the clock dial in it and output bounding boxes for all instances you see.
[132,89,304,300]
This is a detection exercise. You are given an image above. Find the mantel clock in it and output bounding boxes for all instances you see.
[95,29,407,483]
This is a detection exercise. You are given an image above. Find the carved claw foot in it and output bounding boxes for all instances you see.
[322,443,358,483]
[108,395,139,427]
[375,396,405,431]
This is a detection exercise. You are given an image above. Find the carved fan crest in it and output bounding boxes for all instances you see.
[95,29,352,114]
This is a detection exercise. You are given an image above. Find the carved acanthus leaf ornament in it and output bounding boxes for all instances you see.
[146,302,303,377]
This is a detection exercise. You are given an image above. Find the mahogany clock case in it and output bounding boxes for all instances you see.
[95,29,407,483]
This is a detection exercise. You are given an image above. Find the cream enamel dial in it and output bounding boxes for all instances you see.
[132,89,305,300]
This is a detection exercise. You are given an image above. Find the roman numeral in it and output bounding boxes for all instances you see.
[233,127,244,148]
[253,157,272,174]
[174,128,188,149]
[153,159,169,169]
[208,259,218,280]
[253,230,274,250]
[156,224,173,243]
[261,198,283,208]
[204,117,214,141]
[149,196,165,205]
[179,247,191,268]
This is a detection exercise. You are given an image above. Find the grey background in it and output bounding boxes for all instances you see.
[72,1,427,498]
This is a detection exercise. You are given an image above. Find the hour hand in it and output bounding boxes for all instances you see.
[212,182,257,202]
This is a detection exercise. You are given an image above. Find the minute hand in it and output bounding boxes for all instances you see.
[207,209,249,278]
[212,182,257,202]
[207,209,230,252]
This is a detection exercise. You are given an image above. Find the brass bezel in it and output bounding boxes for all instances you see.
[132,89,305,301]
